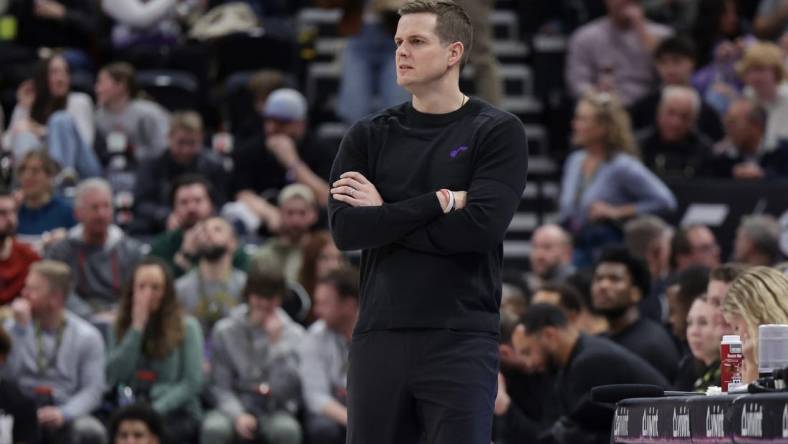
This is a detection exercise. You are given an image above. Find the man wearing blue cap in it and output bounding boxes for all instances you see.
[228,88,335,234]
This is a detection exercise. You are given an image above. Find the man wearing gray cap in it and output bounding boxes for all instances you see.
[229,88,335,234]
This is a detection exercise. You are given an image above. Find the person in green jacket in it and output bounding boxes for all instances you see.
[106,257,204,444]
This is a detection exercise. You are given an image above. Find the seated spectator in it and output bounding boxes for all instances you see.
[532,283,609,335]
[298,230,345,322]
[691,0,750,114]
[202,266,304,444]
[7,53,94,147]
[15,150,76,244]
[0,325,38,444]
[6,54,100,179]
[134,112,228,235]
[509,304,668,444]
[705,263,747,333]
[3,260,107,444]
[675,296,722,392]
[559,92,676,265]
[526,224,575,291]
[0,187,40,305]
[666,266,709,349]
[637,85,715,178]
[299,267,359,444]
[94,62,170,168]
[253,184,319,282]
[109,403,163,444]
[150,175,249,278]
[107,258,204,444]
[624,215,672,321]
[494,310,559,444]
[705,98,788,179]
[565,0,671,106]
[230,88,334,230]
[733,214,781,266]
[45,178,144,320]
[737,41,788,151]
[723,266,788,383]
[175,216,246,335]
[671,224,721,272]
[692,0,750,67]
[629,36,724,141]
[591,247,680,381]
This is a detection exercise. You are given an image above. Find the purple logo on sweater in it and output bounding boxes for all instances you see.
[449,145,469,158]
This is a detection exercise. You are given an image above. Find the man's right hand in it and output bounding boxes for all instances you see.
[130,291,152,331]
[11,298,32,327]
[180,222,205,257]
[235,413,257,440]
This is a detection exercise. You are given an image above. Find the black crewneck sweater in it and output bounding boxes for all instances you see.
[328,98,529,334]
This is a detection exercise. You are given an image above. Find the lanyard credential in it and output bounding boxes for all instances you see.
[34,319,66,377]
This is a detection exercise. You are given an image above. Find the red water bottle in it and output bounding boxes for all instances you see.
[720,335,743,392]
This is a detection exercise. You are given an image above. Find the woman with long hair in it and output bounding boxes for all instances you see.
[107,257,204,444]
[723,266,788,383]
[558,92,677,265]
[6,54,101,178]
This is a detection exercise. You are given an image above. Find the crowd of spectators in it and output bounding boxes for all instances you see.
[2,0,788,443]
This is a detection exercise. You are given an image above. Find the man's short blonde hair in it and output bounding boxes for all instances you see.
[30,260,72,298]
[170,111,203,134]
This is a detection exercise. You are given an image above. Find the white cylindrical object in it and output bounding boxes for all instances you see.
[758,324,788,375]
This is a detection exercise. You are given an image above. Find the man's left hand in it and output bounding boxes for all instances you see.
[38,407,65,428]
[331,172,383,207]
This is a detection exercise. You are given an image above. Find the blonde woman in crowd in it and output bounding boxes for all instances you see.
[722,266,788,383]
[558,91,677,264]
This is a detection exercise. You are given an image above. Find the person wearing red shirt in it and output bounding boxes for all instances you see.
[0,187,40,305]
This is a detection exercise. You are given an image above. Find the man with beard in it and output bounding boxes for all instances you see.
[133,111,229,235]
[175,216,246,336]
[45,178,143,319]
[591,247,680,381]
[494,310,559,444]
[150,174,249,278]
[253,184,318,282]
[511,304,668,444]
[0,187,40,305]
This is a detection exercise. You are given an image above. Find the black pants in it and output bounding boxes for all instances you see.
[347,329,499,444]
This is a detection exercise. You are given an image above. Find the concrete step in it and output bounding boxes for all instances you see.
[313,37,528,63]
[297,7,522,41]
